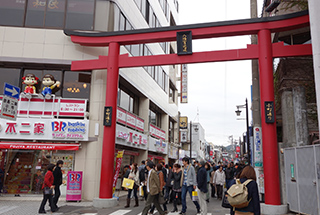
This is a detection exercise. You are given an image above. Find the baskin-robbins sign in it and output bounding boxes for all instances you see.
[148,136,168,154]
[0,118,89,141]
[116,124,147,149]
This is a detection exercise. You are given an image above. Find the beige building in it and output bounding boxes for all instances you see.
[0,0,180,200]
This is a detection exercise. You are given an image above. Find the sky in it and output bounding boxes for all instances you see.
[177,0,264,146]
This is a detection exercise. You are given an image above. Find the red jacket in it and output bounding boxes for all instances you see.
[42,170,54,189]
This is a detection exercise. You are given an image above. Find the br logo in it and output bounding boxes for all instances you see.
[52,121,67,132]
[69,173,81,182]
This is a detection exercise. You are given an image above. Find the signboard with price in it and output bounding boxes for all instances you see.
[66,171,83,201]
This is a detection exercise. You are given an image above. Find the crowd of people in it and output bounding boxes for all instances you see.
[122,158,261,215]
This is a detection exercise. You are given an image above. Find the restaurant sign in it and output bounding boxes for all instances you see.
[0,118,89,141]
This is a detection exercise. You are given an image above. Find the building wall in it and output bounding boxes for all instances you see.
[0,0,180,200]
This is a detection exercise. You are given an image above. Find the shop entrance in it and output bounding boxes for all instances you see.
[65,11,312,205]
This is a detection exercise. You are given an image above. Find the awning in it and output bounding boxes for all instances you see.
[0,142,80,150]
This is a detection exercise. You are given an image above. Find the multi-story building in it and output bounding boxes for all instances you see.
[0,0,180,200]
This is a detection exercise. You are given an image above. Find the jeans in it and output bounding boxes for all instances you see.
[210,183,216,197]
[53,185,61,207]
[226,179,233,190]
[216,184,223,199]
[127,185,138,199]
[181,185,200,213]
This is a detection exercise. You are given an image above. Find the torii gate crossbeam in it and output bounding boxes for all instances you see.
[65,10,312,206]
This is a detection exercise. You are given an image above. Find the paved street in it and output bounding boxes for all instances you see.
[0,191,231,215]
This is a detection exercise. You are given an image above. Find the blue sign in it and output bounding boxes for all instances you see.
[3,83,20,99]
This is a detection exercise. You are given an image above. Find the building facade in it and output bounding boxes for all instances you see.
[0,0,180,200]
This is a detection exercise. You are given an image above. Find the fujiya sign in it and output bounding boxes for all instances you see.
[0,118,89,141]
[116,124,147,147]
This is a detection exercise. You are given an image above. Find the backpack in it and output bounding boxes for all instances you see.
[227,179,252,208]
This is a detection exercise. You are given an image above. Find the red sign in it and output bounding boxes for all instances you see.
[236,146,240,152]
[210,151,213,156]
[236,154,239,158]
[0,142,79,150]
[113,151,124,194]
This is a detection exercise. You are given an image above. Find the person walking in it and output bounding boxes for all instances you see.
[125,163,140,208]
[53,160,63,209]
[197,160,208,215]
[149,163,168,214]
[141,162,166,215]
[225,163,234,189]
[171,163,182,213]
[231,165,261,215]
[139,161,148,200]
[204,162,213,202]
[213,165,225,200]
[210,165,216,198]
[180,157,201,215]
[164,164,173,203]
[38,164,58,214]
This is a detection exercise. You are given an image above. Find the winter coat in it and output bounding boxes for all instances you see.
[172,171,182,190]
[180,164,197,187]
[53,166,63,186]
[42,170,54,189]
[213,169,225,185]
[128,169,140,186]
[197,166,208,193]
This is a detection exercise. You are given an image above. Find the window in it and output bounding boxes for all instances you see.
[65,0,95,30]
[169,82,175,102]
[169,119,175,143]
[117,88,138,114]
[62,71,91,99]
[0,0,25,26]
[149,109,161,127]
[0,68,21,93]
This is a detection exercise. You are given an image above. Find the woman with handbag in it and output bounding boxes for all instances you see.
[149,163,167,214]
[38,164,58,214]
[171,163,182,213]
[125,163,140,208]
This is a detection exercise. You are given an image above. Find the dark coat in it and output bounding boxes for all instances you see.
[196,166,208,193]
[166,169,173,187]
[231,178,261,215]
[172,171,182,190]
[225,167,234,180]
[53,166,62,186]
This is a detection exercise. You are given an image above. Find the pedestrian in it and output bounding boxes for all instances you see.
[0,168,4,195]
[149,163,168,214]
[164,164,173,203]
[141,162,166,215]
[210,165,216,198]
[180,157,201,215]
[171,163,182,212]
[53,160,63,209]
[139,161,148,200]
[125,163,140,208]
[230,165,261,215]
[194,160,199,174]
[213,165,225,200]
[225,163,234,189]
[205,162,213,202]
[197,160,208,215]
[38,164,58,214]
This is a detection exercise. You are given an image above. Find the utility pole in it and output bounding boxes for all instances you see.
[190,121,192,160]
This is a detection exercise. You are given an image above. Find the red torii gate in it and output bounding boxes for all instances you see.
[65,10,312,206]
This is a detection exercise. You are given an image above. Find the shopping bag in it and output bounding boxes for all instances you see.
[122,178,134,189]
[221,191,232,208]
[139,186,144,196]
[192,190,198,201]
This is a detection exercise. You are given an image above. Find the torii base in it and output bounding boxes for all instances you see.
[261,203,288,215]
[93,197,118,208]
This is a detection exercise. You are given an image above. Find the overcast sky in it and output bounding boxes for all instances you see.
[177,0,264,146]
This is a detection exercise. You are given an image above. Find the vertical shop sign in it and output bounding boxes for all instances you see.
[66,171,83,201]
[113,150,124,194]
[177,31,192,55]
[264,101,275,123]
[253,127,263,167]
[180,64,188,103]
[104,106,112,126]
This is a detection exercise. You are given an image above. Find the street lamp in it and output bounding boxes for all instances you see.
[235,98,250,165]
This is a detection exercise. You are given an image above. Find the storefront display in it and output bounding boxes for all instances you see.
[1,149,75,194]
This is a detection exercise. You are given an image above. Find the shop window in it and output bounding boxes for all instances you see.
[62,71,91,99]
[23,70,62,97]
[169,119,174,143]
[65,0,95,30]
[0,68,21,94]
[0,0,26,26]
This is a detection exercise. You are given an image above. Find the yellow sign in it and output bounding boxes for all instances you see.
[179,116,188,129]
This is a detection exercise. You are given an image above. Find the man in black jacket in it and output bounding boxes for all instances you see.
[197,160,208,215]
[53,160,63,208]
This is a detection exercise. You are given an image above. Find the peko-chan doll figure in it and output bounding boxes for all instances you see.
[39,74,60,99]
[21,73,40,99]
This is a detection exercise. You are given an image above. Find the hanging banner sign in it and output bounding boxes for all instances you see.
[180,64,188,103]
[264,101,275,123]
[253,127,263,167]
[179,116,188,129]
[104,106,112,126]
[113,150,124,194]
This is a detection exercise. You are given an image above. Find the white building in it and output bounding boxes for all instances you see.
[0,0,180,200]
